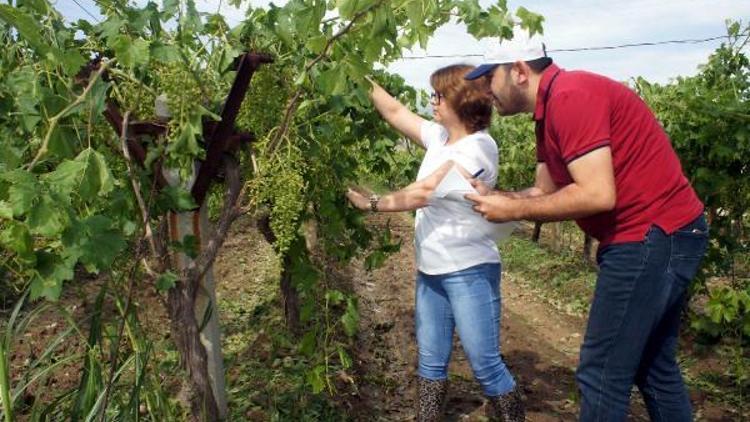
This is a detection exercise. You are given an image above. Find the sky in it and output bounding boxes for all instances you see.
[55,0,750,90]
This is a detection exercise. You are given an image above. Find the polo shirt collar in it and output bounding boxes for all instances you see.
[533,63,561,121]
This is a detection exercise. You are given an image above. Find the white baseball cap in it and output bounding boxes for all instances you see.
[465,29,548,80]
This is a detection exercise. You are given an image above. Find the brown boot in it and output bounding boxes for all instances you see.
[416,377,447,422]
[485,386,525,422]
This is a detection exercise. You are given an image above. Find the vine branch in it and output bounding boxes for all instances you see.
[268,1,384,153]
[119,111,159,257]
[27,59,113,170]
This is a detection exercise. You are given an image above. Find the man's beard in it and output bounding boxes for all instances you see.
[492,85,526,116]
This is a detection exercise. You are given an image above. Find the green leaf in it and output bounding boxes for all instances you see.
[54,49,86,77]
[337,346,352,369]
[317,65,347,95]
[298,330,317,356]
[305,35,327,55]
[171,234,199,259]
[293,0,325,38]
[0,141,24,171]
[86,78,109,116]
[98,15,124,39]
[156,271,178,291]
[150,42,181,63]
[369,6,388,38]
[44,159,86,198]
[516,6,544,36]
[158,186,198,212]
[161,0,179,19]
[340,297,359,337]
[63,215,126,272]
[109,35,151,68]
[27,194,66,237]
[6,66,41,131]
[0,201,12,219]
[30,251,75,301]
[6,173,38,217]
[364,250,387,270]
[181,0,202,33]
[325,289,344,305]
[300,300,315,323]
[47,151,115,201]
[463,5,514,39]
[306,365,326,394]
[273,8,295,47]
[0,222,35,263]
[337,0,369,20]
[166,114,203,160]
[0,5,49,55]
[48,126,78,159]
[76,148,115,200]
[16,0,50,15]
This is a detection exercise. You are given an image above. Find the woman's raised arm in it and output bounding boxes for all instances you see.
[368,77,427,148]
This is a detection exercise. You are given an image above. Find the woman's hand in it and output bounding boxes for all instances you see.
[346,189,371,211]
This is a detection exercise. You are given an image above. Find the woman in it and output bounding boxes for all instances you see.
[346,65,523,422]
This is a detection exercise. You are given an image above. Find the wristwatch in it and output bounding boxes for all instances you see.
[369,194,379,212]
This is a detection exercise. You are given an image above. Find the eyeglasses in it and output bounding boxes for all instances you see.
[429,91,444,105]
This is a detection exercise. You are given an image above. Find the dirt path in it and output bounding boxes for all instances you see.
[348,213,641,421]
[154,211,732,421]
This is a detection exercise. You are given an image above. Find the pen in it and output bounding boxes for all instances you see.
[472,168,484,178]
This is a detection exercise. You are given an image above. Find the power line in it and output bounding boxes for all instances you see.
[64,0,101,23]
[399,35,731,60]
[550,35,729,52]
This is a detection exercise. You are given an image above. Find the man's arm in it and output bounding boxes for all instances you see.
[500,163,558,199]
[472,162,557,198]
[466,147,616,222]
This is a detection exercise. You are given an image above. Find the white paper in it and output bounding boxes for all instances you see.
[432,166,477,203]
[431,166,519,241]
[491,221,520,242]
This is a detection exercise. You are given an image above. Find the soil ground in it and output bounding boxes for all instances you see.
[213,212,738,421]
[6,212,741,420]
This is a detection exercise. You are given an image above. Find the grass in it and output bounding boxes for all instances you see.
[215,221,353,421]
[500,233,598,316]
[501,230,750,419]
[220,288,352,421]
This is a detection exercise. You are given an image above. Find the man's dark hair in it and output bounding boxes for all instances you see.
[499,57,553,74]
[527,56,553,73]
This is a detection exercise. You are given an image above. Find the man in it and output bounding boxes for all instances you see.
[464,30,708,421]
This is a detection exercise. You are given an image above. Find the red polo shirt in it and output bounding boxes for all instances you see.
[534,64,703,247]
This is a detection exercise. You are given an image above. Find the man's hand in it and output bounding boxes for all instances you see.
[464,193,520,222]
[468,178,494,196]
[468,178,516,198]
[346,189,370,211]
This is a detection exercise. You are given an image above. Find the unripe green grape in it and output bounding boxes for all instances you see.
[252,144,307,255]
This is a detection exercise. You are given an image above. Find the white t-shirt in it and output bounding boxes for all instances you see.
[414,121,502,275]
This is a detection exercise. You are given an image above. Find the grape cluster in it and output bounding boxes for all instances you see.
[155,62,203,121]
[235,66,290,137]
[253,145,307,255]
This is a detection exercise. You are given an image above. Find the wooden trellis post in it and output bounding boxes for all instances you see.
[87,52,273,420]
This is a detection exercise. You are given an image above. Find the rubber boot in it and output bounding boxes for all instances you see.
[416,377,448,422]
[485,386,525,422]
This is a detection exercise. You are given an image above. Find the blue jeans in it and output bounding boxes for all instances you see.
[577,215,709,421]
[415,262,516,396]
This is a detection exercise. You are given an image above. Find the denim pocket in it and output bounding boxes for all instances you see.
[669,216,709,287]
[672,215,709,259]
